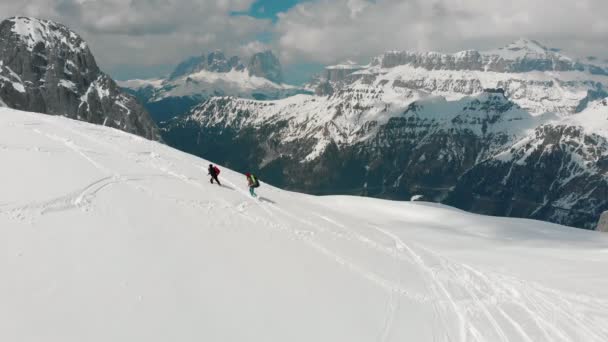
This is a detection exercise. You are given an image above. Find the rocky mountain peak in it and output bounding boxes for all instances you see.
[169,55,205,80]
[247,50,283,84]
[504,38,549,54]
[166,50,285,84]
[169,51,246,80]
[0,16,159,140]
[205,50,231,72]
[5,17,89,54]
[484,38,571,63]
[0,17,99,86]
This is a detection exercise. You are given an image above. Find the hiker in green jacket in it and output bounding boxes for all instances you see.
[245,172,260,197]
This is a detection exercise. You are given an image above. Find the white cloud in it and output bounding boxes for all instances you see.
[274,0,608,65]
[237,40,272,58]
[1,0,607,79]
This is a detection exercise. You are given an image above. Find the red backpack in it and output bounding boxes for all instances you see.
[213,166,220,175]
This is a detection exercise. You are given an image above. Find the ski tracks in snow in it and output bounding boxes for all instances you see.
[10,117,608,342]
[215,183,608,342]
[409,242,608,342]
[259,199,608,342]
[0,174,168,223]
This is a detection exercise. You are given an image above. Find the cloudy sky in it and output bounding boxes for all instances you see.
[2,0,607,83]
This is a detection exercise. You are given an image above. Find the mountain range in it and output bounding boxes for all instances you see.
[1,16,606,230]
[161,39,608,229]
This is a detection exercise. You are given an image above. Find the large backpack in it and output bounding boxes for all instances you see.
[213,166,220,176]
[250,174,260,188]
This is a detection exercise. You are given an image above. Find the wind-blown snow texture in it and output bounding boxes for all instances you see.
[1,107,608,342]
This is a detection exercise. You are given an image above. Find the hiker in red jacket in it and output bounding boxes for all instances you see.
[208,164,221,186]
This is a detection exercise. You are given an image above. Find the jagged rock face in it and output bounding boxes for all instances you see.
[448,124,608,229]
[162,91,608,229]
[248,51,283,84]
[167,50,281,83]
[374,40,591,73]
[168,51,245,80]
[0,17,159,140]
[324,67,365,85]
[169,56,205,80]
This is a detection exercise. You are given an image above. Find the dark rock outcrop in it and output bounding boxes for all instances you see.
[248,51,283,84]
[0,17,159,140]
[168,51,245,80]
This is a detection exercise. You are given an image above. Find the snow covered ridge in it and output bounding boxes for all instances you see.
[311,39,608,116]
[148,68,302,102]
[372,38,605,74]
[2,106,608,341]
[8,16,88,53]
[0,16,159,140]
[182,90,557,156]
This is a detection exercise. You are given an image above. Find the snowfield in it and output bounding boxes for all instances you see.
[1,108,608,342]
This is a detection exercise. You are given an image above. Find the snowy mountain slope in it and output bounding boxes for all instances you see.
[563,97,608,135]
[0,17,159,140]
[171,91,552,162]
[448,98,608,228]
[2,107,608,342]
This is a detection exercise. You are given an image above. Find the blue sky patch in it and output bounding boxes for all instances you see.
[232,0,305,21]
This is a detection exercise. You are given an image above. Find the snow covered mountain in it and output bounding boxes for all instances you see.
[0,17,159,140]
[120,51,307,122]
[312,39,608,115]
[2,106,608,341]
[160,39,608,229]
[163,88,608,229]
[446,98,608,228]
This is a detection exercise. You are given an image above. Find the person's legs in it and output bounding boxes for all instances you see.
[249,187,256,197]
[214,176,221,186]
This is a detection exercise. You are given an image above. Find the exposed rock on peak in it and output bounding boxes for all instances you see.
[502,38,550,53]
[247,51,283,84]
[368,38,592,74]
[168,51,245,80]
[0,16,159,140]
[6,17,89,53]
